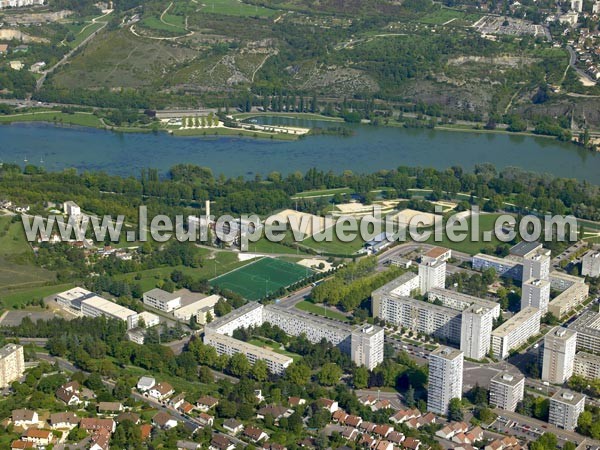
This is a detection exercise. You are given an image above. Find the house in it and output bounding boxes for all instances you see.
[169,393,186,409]
[177,441,201,450]
[375,441,393,450]
[49,412,79,429]
[153,412,178,430]
[263,444,287,450]
[12,409,38,426]
[360,435,376,449]
[97,402,123,414]
[345,414,362,428]
[373,424,393,438]
[288,397,306,407]
[10,441,34,450]
[196,395,219,411]
[210,435,236,450]
[140,423,153,441]
[22,429,53,446]
[244,426,269,443]
[9,61,24,71]
[359,421,376,433]
[148,382,174,401]
[257,405,291,421]
[387,431,404,445]
[79,418,116,433]
[223,418,244,435]
[359,394,377,407]
[341,427,359,441]
[436,422,468,440]
[90,429,111,450]
[484,440,503,450]
[332,409,348,423]
[137,376,156,392]
[402,437,421,450]
[198,413,214,427]
[416,412,436,427]
[116,412,140,424]
[56,387,81,406]
[318,398,339,413]
[372,399,392,411]
[389,409,420,424]
[179,401,194,415]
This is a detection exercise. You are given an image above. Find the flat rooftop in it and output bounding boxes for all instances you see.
[551,389,585,406]
[428,288,499,311]
[575,351,600,365]
[373,272,419,297]
[266,304,355,335]
[424,246,450,259]
[81,296,137,320]
[0,343,21,358]
[430,346,463,361]
[510,241,542,258]
[175,295,221,315]
[546,326,577,341]
[491,306,539,338]
[56,287,93,300]
[205,302,263,331]
[491,371,524,387]
[144,288,181,302]
[569,310,600,335]
[206,333,293,365]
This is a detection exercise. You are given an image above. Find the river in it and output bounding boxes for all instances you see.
[0,120,599,183]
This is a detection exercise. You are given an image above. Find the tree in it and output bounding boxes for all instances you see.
[353,366,369,389]
[317,363,342,386]
[405,386,416,407]
[285,362,311,386]
[227,353,250,378]
[447,398,464,421]
[251,359,268,382]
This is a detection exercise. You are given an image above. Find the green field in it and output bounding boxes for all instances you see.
[248,337,301,361]
[141,16,186,34]
[1,283,74,309]
[300,226,365,256]
[0,111,104,128]
[210,257,312,300]
[0,216,56,301]
[199,0,278,17]
[295,300,349,322]
[425,213,506,255]
[419,8,482,25]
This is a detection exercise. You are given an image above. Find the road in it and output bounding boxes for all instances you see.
[566,45,596,86]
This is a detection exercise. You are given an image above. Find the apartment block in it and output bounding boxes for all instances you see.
[548,281,589,319]
[522,248,551,282]
[582,250,600,278]
[574,351,600,379]
[489,372,525,412]
[472,253,522,280]
[143,288,181,312]
[351,325,384,370]
[521,278,550,314]
[205,302,265,337]
[418,260,446,294]
[491,307,541,359]
[428,288,501,319]
[460,305,494,360]
[549,389,585,431]
[81,296,138,330]
[427,347,464,415]
[0,344,24,388]
[568,310,600,354]
[542,327,577,384]
[203,333,292,375]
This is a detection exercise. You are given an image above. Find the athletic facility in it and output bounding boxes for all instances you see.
[210,257,312,300]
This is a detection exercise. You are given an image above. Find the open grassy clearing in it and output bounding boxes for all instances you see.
[1,283,74,310]
[419,8,482,25]
[295,300,349,322]
[248,337,301,361]
[198,0,278,17]
[210,257,311,300]
[300,226,365,255]
[0,111,104,128]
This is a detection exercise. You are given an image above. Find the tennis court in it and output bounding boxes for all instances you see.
[210,257,312,300]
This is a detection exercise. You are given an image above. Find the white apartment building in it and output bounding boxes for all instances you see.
[542,327,577,384]
[522,249,551,282]
[460,305,494,360]
[428,288,501,319]
[372,293,462,344]
[568,311,600,354]
[203,333,292,375]
[174,294,221,324]
[549,389,585,431]
[374,272,419,301]
[351,325,384,370]
[582,250,600,278]
[472,253,522,280]
[548,281,589,319]
[0,344,24,388]
[574,351,600,379]
[418,260,446,294]
[549,271,584,291]
[205,302,264,336]
[0,0,44,9]
[491,307,541,359]
[521,278,550,314]
[143,288,181,312]
[489,372,525,412]
[427,347,463,415]
[81,296,138,330]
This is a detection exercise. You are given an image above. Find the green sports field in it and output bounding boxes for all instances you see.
[210,257,312,300]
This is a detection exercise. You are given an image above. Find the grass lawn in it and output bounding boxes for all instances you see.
[116,251,253,292]
[295,300,349,322]
[425,213,506,255]
[248,337,301,361]
[0,111,104,128]
[198,0,278,17]
[210,257,312,300]
[171,127,299,141]
[68,21,105,48]
[247,237,309,255]
[0,216,56,300]
[141,16,186,33]
[419,8,482,25]
[1,283,74,309]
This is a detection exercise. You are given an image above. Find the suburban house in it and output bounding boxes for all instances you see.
[97,402,123,414]
[210,435,236,450]
[153,412,178,430]
[223,418,244,435]
[137,376,156,392]
[244,426,269,443]
[21,429,53,446]
[148,382,174,401]
[196,396,219,412]
[79,418,116,433]
[198,412,214,427]
[49,412,79,429]
[318,398,339,413]
[12,409,38,427]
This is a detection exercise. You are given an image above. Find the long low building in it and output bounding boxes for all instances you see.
[205,302,264,336]
[427,288,501,319]
[54,287,96,313]
[173,294,221,324]
[548,281,589,319]
[472,254,522,280]
[491,307,541,359]
[81,296,138,330]
[203,333,293,376]
[574,351,600,379]
[569,310,600,354]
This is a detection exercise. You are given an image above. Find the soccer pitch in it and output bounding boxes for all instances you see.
[210,257,312,300]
